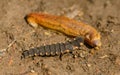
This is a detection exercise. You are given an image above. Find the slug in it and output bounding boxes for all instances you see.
[25,13,101,48]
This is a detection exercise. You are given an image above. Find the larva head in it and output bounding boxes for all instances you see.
[85,32,101,48]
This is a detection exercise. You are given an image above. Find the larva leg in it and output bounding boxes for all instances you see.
[59,43,68,60]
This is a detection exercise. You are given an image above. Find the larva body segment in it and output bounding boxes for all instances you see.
[45,45,51,56]
[64,41,73,52]
[59,43,66,54]
[28,49,34,57]
[39,46,45,56]
[50,44,56,56]
[25,13,101,48]
[55,43,61,55]
[21,37,84,59]
[33,48,39,56]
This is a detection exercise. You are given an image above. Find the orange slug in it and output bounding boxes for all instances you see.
[25,13,101,48]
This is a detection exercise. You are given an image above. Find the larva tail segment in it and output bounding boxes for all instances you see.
[21,36,84,59]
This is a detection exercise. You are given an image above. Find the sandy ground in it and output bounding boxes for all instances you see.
[0,0,120,75]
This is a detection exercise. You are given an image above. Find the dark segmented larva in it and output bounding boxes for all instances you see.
[21,37,84,59]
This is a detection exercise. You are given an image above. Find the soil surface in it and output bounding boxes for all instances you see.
[0,0,120,75]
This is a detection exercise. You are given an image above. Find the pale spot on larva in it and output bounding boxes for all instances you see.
[80,43,84,46]
[40,53,43,56]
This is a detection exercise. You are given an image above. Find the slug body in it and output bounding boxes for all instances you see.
[25,13,101,47]
[21,37,84,58]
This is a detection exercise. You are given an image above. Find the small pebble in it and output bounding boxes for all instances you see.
[44,32,51,36]
[115,57,120,65]
[24,71,38,75]
[87,64,91,67]
[99,55,109,59]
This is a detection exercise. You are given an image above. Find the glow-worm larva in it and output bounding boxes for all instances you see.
[21,37,84,58]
